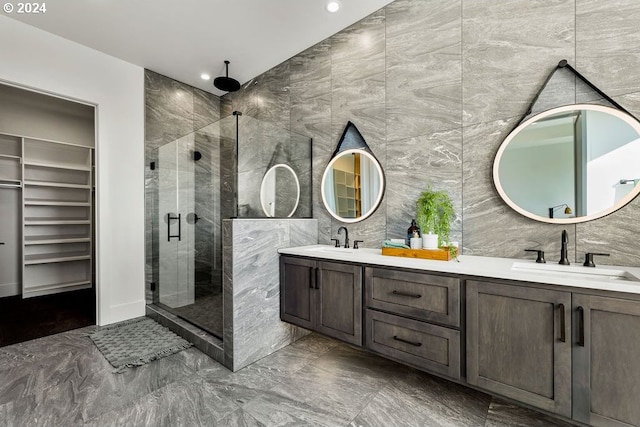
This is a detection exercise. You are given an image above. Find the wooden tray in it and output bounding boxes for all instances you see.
[381,246,458,261]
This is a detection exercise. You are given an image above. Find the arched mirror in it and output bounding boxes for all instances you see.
[493,104,640,224]
[260,163,300,217]
[321,121,385,222]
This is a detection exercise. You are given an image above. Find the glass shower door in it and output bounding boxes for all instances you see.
[158,134,195,308]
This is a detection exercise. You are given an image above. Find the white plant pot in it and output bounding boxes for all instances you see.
[422,233,438,249]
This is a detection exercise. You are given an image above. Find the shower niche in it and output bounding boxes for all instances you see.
[149,112,312,340]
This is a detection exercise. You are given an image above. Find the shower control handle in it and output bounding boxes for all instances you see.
[186,213,200,224]
[167,213,182,242]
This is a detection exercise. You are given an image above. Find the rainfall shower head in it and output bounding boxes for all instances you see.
[214,60,240,92]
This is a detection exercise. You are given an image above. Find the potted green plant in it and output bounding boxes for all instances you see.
[415,187,457,258]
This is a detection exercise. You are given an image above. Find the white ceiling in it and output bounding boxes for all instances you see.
[8,0,394,96]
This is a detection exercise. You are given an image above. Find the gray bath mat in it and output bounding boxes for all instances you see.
[89,317,192,373]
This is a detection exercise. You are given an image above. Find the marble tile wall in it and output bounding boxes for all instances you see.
[574,0,640,264]
[144,71,221,304]
[222,0,640,267]
[236,115,312,218]
[194,131,219,293]
[218,115,237,220]
[223,219,316,371]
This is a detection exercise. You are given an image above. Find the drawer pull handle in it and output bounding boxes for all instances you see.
[392,290,422,298]
[393,336,422,347]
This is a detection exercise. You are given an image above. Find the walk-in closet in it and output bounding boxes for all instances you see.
[0,83,96,346]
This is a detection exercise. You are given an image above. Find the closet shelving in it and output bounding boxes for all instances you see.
[0,134,22,187]
[21,137,94,298]
[333,169,360,218]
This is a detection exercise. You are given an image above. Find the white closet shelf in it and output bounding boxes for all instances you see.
[0,154,21,161]
[23,180,90,189]
[24,251,91,265]
[18,136,94,297]
[24,160,91,171]
[25,235,90,245]
[0,180,22,188]
[22,280,92,296]
[24,200,90,207]
[25,218,90,225]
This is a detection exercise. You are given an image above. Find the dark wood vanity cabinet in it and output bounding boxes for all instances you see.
[364,267,462,379]
[572,293,640,427]
[279,256,362,346]
[466,280,572,418]
[280,253,640,426]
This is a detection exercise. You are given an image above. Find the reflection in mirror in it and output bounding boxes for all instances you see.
[494,104,640,224]
[260,164,300,217]
[321,121,385,222]
[321,149,384,222]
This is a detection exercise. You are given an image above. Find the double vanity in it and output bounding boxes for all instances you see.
[281,64,640,426]
[279,245,640,427]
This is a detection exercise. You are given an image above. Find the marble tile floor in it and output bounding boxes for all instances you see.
[171,292,223,339]
[0,327,574,427]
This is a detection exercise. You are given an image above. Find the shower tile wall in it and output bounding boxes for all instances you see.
[290,40,333,242]
[221,0,640,267]
[194,131,220,293]
[219,118,237,221]
[144,71,221,303]
[223,218,316,371]
[237,116,312,218]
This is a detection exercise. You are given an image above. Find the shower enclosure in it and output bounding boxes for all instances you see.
[149,112,312,339]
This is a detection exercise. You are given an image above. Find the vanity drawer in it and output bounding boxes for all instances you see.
[365,309,461,379]
[365,267,460,327]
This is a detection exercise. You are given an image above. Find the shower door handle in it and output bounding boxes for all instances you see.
[167,213,182,241]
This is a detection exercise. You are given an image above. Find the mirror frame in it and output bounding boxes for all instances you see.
[493,104,640,224]
[260,163,300,218]
[321,148,385,223]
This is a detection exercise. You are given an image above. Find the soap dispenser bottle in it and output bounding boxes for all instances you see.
[407,219,420,245]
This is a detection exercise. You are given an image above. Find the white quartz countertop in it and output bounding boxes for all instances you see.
[278,245,640,295]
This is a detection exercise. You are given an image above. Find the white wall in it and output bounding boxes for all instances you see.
[0,16,145,325]
[587,138,640,213]
[500,142,575,218]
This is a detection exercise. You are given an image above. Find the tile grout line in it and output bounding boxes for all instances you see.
[344,385,386,427]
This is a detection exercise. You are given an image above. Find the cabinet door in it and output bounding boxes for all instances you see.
[279,256,315,330]
[467,280,571,417]
[316,261,362,346]
[573,294,640,427]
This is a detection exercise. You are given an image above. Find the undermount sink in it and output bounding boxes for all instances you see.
[307,246,358,253]
[304,246,380,255]
[511,262,640,282]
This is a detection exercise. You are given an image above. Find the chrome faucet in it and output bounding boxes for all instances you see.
[338,226,349,248]
[559,229,570,265]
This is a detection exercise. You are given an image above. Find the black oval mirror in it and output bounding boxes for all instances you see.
[493,104,640,223]
[321,121,385,223]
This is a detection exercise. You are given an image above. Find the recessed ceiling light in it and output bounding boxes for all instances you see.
[326,1,341,13]
[200,73,210,81]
